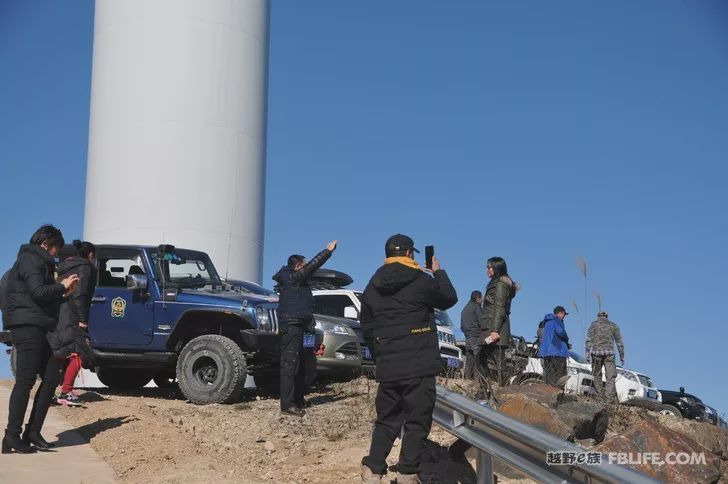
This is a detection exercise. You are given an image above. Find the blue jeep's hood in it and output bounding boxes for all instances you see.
[175,287,278,309]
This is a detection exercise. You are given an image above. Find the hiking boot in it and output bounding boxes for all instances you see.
[396,473,421,484]
[57,393,83,407]
[360,464,383,483]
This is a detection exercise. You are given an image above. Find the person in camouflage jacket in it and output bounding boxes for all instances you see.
[585,311,624,400]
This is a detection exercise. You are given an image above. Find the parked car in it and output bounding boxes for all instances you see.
[23,244,281,405]
[615,367,661,403]
[312,313,362,375]
[312,288,464,372]
[514,341,661,405]
[658,387,707,420]
[225,279,362,378]
[703,405,719,425]
[225,279,278,300]
[514,350,594,395]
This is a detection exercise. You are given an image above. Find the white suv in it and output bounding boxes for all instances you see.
[614,367,661,403]
[312,289,464,371]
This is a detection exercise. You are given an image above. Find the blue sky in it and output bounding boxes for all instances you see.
[1,1,727,414]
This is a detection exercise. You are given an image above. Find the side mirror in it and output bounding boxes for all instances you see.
[344,306,359,320]
[126,274,148,290]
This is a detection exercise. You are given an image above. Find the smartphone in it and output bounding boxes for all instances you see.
[425,245,434,270]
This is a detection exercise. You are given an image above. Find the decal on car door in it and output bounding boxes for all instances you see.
[111,297,127,318]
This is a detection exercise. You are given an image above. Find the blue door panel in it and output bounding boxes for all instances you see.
[89,287,154,347]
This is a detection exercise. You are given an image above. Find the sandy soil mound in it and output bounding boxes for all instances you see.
[54,376,505,483]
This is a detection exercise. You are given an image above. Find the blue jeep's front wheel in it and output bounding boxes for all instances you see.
[176,334,247,405]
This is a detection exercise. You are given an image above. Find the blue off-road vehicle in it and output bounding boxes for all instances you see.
[58,244,278,404]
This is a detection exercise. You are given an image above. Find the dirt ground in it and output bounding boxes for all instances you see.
[37,376,522,484]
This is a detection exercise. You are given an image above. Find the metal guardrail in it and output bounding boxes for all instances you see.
[433,385,658,484]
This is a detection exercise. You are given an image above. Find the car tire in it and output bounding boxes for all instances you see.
[97,367,154,390]
[176,334,246,405]
[658,404,682,417]
[515,374,543,386]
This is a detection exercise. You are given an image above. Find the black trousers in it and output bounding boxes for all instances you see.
[463,348,478,380]
[362,376,436,475]
[478,344,508,386]
[5,326,61,437]
[279,323,316,410]
[543,356,567,386]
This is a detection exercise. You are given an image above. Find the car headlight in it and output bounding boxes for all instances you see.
[255,307,271,331]
[315,321,352,336]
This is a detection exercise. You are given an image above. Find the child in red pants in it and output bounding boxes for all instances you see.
[56,354,84,406]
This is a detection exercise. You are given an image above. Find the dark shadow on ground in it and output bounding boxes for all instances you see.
[53,416,137,448]
[77,390,110,403]
[306,392,365,407]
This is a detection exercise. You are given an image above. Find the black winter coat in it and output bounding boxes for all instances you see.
[481,275,516,346]
[460,301,482,350]
[360,262,458,382]
[3,245,65,331]
[272,249,332,326]
[47,257,97,362]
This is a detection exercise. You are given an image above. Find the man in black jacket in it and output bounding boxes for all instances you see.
[360,234,458,484]
[2,225,78,454]
[460,290,482,379]
[272,240,337,416]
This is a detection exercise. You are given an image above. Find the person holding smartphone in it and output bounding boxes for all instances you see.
[479,256,517,386]
[272,241,337,416]
[360,234,457,484]
[2,225,79,453]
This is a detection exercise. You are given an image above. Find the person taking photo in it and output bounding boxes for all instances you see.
[272,240,338,416]
[360,234,457,484]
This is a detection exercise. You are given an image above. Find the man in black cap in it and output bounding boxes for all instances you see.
[537,306,571,387]
[359,234,458,484]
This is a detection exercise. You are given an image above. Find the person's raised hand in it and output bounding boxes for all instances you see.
[431,256,441,272]
[327,240,338,252]
[490,331,500,343]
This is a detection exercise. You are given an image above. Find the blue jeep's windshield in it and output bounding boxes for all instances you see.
[152,249,222,289]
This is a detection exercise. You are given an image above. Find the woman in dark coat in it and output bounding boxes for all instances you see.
[479,256,517,386]
[2,225,79,454]
[48,240,97,405]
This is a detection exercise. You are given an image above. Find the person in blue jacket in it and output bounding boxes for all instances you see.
[538,306,571,387]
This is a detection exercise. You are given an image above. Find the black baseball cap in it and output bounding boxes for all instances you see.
[385,234,420,254]
[554,306,569,315]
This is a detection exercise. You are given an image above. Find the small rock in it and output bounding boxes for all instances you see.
[256,436,266,443]
[264,441,276,452]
